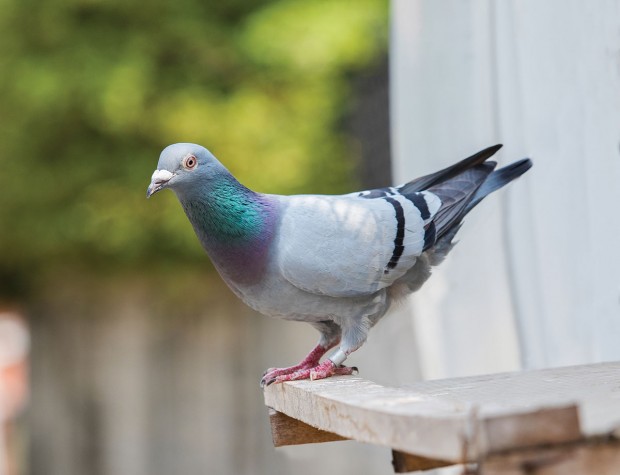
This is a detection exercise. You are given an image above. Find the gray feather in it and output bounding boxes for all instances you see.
[400,144,502,194]
[466,158,533,213]
[425,162,496,245]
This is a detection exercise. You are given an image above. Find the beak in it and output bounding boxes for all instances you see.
[146,169,174,198]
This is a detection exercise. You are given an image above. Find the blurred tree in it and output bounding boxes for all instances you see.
[0,0,388,296]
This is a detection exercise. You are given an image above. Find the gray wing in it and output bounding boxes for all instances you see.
[275,193,439,298]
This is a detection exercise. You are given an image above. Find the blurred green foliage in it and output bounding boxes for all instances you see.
[0,0,388,291]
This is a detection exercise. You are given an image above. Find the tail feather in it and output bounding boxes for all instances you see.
[465,158,532,213]
[400,144,502,194]
[423,162,496,247]
[423,157,532,251]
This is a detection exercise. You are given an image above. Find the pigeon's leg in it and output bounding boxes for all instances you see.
[260,320,341,387]
[267,317,368,384]
[309,316,368,381]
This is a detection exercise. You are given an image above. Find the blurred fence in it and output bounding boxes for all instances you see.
[27,274,414,475]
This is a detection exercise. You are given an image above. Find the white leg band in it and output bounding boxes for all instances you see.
[329,349,347,366]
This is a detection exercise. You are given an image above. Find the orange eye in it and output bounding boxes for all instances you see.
[183,155,197,170]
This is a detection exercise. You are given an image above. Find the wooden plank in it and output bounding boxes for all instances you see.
[391,450,453,473]
[268,408,346,447]
[481,406,580,454]
[481,437,620,475]
[399,362,620,438]
[265,376,470,462]
[264,362,620,462]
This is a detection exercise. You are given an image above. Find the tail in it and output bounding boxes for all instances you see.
[420,151,532,252]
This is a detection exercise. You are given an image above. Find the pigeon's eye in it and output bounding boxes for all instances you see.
[183,155,197,170]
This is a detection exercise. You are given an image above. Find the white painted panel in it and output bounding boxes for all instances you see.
[391,0,620,377]
[391,0,521,379]
[493,0,620,368]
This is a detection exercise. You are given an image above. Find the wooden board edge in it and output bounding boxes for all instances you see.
[268,408,348,447]
[480,435,620,474]
[480,404,582,455]
[264,379,469,462]
[391,450,454,473]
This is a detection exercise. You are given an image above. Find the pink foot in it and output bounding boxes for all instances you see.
[261,344,328,387]
[266,360,358,386]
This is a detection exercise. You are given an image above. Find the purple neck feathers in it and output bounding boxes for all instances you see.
[178,178,279,285]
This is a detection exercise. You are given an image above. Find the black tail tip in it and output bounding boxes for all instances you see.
[465,156,532,211]
[510,157,533,177]
[495,157,533,181]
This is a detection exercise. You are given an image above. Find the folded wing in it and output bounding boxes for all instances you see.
[276,192,439,297]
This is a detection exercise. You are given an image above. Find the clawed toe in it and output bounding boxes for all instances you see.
[333,365,358,376]
[261,363,359,386]
[261,358,359,386]
[262,367,279,378]
[260,365,306,387]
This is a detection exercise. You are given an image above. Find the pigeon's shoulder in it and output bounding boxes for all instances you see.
[273,191,439,298]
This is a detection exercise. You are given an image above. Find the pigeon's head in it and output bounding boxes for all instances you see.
[146,143,222,198]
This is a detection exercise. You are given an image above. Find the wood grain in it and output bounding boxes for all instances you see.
[481,437,620,475]
[264,362,620,463]
[391,450,453,472]
[268,408,346,447]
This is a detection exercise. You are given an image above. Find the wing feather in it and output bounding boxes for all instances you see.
[276,194,429,297]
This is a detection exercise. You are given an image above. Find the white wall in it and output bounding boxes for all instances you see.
[391,0,620,379]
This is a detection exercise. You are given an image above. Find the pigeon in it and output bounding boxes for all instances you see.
[147,143,531,386]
